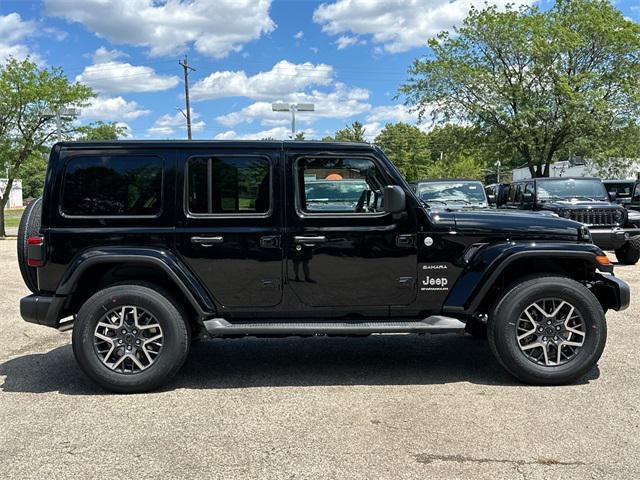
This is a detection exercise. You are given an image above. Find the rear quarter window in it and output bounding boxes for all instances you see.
[61,155,163,217]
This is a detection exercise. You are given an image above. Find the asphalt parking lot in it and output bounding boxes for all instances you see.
[0,239,638,479]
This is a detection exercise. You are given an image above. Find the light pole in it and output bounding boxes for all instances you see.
[495,160,501,183]
[44,107,81,142]
[272,103,315,138]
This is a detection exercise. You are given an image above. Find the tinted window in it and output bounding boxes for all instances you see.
[605,182,634,198]
[536,179,608,200]
[187,156,270,214]
[61,155,162,216]
[298,157,386,213]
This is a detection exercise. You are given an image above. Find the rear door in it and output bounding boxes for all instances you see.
[175,146,283,311]
[283,148,418,314]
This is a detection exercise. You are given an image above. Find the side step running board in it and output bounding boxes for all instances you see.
[203,316,466,336]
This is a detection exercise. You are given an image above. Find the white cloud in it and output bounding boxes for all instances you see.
[76,48,180,94]
[216,83,371,127]
[147,111,206,137]
[214,126,316,140]
[45,0,276,58]
[314,0,531,53]
[81,96,151,122]
[294,30,304,40]
[0,13,40,63]
[191,60,334,102]
[334,35,362,50]
[366,104,417,124]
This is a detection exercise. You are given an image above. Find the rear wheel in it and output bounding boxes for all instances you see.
[72,284,191,393]
[488,276,606,385]
[615,236,640,265]
[17,198,42,293]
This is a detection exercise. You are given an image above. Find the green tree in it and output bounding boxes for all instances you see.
[76,121,127,140]
[401,0,640,178]
[324,121,367,142]
[19,148,48,199]
[294,131,305,140]
[374,123,430,180]
[0,57,93,236]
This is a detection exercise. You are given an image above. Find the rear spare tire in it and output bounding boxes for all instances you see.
[17,198,42,293]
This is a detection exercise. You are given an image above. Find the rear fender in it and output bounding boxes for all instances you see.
[55,247,216,320]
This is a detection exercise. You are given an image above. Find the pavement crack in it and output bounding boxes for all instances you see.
[413,453,585,467]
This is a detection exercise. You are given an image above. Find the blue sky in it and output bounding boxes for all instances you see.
[1,0,638,141]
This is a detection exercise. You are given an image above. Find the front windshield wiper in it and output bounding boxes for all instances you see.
[421,199,448,208]
[446,199,472,204]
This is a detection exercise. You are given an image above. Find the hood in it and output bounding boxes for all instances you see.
[450,209,585,241]
[539,199,616,210]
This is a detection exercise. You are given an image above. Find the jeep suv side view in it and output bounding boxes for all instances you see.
[501,177,640,264]
[18,141,629,392]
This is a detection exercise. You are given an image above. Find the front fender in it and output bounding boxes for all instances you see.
[56,246,216,318]
[442,242,612,314]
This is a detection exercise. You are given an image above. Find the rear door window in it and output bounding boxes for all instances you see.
[187,156,271,215]
[61,155,163,217]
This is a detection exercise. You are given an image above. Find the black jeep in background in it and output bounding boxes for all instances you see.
[17,141,629,392]
[500,177,640,264]
[604,179,640,211]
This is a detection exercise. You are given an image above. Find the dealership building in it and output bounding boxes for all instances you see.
[0,179,23,208]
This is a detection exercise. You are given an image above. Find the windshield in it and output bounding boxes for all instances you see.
[537,179,608,200]
[417,181,487,204]
[305,180,367,206]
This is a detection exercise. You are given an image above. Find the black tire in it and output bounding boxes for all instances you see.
[17,197,42,293]
[488,276,606,385]
[615,236,640,265]
[72,284,191,393]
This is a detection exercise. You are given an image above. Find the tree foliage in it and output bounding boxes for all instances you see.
[374,123,430,180]
[401,0,640,178]
[323,121,367,142]
[76,121,127,141]
[0,57,93,236]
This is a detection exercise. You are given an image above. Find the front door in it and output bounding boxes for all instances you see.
[284,150,418,314]
[176,148,283,311]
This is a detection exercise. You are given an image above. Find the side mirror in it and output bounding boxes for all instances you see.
[487,194,496,205]
[383,185,406,213]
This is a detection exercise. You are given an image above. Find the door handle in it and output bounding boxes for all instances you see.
[191,236,224,246]
[294,235,327,245]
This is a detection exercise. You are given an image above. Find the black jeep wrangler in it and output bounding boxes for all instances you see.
[604,179,640,212]
[18,141,629,392]
[501,177,640,265]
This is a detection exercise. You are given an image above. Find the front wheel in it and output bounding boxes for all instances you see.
[488,276,606,385]
[72,285,191,393]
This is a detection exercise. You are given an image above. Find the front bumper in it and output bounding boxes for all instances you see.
[590,227,640,250]
[20,294,66,328]
[591,274,630,311]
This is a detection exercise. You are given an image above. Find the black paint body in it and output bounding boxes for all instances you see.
[23,141,628,329]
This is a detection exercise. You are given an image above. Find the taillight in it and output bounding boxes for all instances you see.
[27,236,44,267]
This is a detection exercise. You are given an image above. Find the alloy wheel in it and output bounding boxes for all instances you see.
[93,306,164,374]
[516,298,586,366]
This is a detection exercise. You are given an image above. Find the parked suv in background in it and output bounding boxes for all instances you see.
[604,179,640,211]
[484,183,510,207]
[501,177,640,264]
[412,179,489,209]
[18,141,628,392]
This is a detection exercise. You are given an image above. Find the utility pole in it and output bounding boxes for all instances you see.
[272,103,315,138]
[179,56,195,140]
